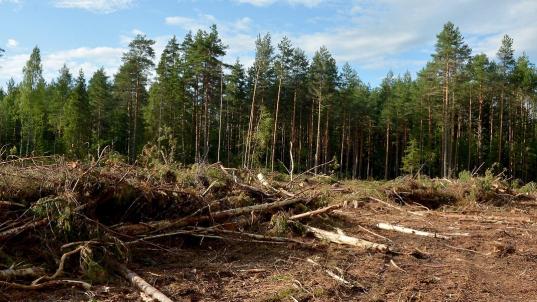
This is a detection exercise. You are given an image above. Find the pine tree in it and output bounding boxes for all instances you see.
[244,33,273,168]
[114,34,155,162]
[64,70,90,157]
[432,22,471,177]
[88,68,113,153]
[309,46,338,174]
[48,65,73,154]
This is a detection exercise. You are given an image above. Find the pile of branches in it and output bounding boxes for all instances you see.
[0,156,347,301]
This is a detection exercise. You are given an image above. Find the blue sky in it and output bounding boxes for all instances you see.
[1,0,537,87]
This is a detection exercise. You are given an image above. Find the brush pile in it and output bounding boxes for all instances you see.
[0,156,332,300]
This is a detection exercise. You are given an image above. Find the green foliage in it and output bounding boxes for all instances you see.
[519,182,537,194]
[458,170,472,182]
[401,139,420,175]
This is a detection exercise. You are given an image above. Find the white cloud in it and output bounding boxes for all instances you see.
[235,0,322,7]
[6,39,18,48]
[53,0,134,13]
[165,16,205,31]
[0,0,21,3]
[0,46,125,85]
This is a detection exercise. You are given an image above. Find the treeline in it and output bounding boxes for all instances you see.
[1,22,537,180]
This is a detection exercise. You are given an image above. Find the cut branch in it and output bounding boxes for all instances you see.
[289,204,341,220]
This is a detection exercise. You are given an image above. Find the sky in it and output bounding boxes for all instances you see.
[1,0,537,87]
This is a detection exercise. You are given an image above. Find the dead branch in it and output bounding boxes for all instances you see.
[0,201,26,208]
[106,259,173,302]
[303,225,388,252]
[116,197,308,235]
[32,246,84,285]
[288,204,341,220]
[375,223,451,239]
[191,227,314,246]
[0,219,48,242]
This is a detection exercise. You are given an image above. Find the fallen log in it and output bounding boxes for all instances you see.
[0,219,48,242]
[107,260,173,302]
[116,197,308,235]
[289,204,341,220]
[375,223,451,239]
[303,225,387,252]
[0,267,45,281]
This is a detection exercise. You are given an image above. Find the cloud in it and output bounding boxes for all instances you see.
[6,39,18,48]
[53,0,134,13]
[0,0,21,3]
[235,0,322,7]
[165,16,205,31]
[0,46,125,85]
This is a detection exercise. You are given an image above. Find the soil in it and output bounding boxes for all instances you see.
[4,183,537,302]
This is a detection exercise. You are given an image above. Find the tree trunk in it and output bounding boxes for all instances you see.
[271,76,283,171]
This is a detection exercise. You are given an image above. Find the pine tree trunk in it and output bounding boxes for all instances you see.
[217,71,223,163]
[271,76,283,171]
[384,122,390,180]
[314,88,322,174]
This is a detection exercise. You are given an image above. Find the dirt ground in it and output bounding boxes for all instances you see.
[4,182,537,302]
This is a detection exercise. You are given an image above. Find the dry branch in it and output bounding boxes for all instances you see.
[0,219,48,242]
[303,225,388,252]
[289,204,341,220]
[116,197,308,235]
[375,223,451,239]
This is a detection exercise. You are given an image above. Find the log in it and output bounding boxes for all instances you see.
[0,219,48,242]
[116,197,307,235]
[289,204,341,220]
[375,222,450,239]
[0,267,45,281]
[303,225,387,252]
[107,260,173,302]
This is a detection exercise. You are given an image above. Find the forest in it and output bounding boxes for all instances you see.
[1,21,536,181]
